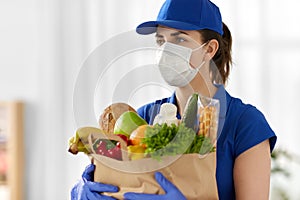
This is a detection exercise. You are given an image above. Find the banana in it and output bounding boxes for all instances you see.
[68,127,104,155]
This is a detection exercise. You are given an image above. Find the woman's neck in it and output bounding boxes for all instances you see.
[175,71,217,116]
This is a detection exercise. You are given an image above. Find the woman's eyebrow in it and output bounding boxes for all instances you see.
[155,31,189,38]
[170,31,189,36]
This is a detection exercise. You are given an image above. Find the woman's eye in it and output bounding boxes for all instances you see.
[156,38,165,46]
[175,37,186,43]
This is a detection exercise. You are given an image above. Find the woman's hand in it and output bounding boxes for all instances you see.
[71,164,119,200]
[124,172,186,200]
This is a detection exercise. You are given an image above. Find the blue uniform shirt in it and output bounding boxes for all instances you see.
[137,85,277,199]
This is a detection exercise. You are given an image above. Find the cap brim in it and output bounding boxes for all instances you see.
[136,20,202,35]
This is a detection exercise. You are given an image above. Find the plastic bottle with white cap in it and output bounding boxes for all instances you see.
[153,103,179,126]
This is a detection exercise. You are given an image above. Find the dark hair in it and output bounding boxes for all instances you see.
[198,22,232,84]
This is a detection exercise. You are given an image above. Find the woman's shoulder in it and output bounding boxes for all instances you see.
[225,92,264,120]
[226,93,272,133]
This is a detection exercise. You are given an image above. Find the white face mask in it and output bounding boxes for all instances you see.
[156,42,206,87]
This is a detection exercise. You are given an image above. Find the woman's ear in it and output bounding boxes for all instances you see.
[205,39,219,60]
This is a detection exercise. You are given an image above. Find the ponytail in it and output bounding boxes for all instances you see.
[198,22,233,84]
[220,23,232,84]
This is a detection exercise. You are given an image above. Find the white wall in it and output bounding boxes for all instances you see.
[0,0,299,199]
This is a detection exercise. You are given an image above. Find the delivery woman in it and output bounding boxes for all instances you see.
[71,0,277,199]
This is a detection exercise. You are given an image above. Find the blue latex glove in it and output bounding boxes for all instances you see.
[71,164,119,200]
[123,172,186,200]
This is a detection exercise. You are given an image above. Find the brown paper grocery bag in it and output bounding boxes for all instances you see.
[92,152,218,200]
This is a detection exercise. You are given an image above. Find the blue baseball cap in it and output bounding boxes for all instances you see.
[136,0,223,35]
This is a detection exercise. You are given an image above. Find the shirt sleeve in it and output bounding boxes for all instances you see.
[234,106,277,158]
